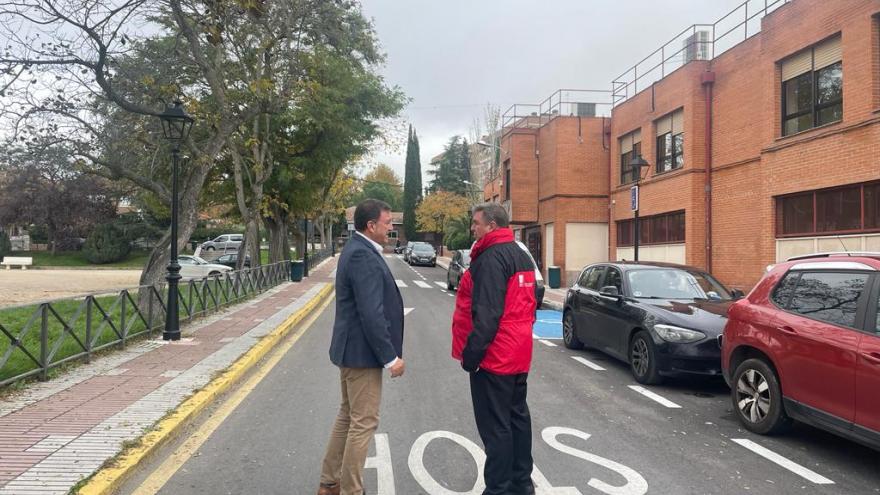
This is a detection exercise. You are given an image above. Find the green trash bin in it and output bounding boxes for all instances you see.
[290,260,305,282]
[548,266,561,289]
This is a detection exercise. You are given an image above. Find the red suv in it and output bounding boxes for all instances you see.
[721,252,880,450]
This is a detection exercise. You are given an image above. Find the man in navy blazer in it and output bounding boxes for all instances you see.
[318,199,404,495]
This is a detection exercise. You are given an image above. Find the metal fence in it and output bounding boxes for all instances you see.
[0,260,291,388]
[502,89,614,135]
[611,0,790,105]
[306,246,333,273]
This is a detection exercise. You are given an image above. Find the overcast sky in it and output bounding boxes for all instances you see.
[358,0,751,182]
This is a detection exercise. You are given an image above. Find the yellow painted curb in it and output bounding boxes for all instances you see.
[77,282,335,495]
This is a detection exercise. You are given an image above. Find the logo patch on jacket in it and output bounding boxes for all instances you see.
[518,273,534,288]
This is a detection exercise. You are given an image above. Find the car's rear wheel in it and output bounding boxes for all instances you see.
[732,358,791,435]
[208,271,221,277]
[204,246,215,251]
[630,331,662,384]
[562,311,584,350]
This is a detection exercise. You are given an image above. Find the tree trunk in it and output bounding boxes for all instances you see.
[264,204,291,263]
[316,215,327,249]
[290,218,304,260]
[242,215,260,269]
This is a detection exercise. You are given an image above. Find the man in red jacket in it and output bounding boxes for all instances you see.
[451,202,537,495]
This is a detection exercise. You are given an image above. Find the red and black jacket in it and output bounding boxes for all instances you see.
[451,228,537,374]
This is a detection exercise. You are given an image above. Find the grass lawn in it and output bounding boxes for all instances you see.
[0,276,266,385]
[14,250,152,269]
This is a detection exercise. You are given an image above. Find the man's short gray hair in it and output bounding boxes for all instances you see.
[472,202,510,228]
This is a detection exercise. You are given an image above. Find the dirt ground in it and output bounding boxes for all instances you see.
[0,269,142,308]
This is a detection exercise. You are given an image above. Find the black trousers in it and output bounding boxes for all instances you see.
[469,370,534,495]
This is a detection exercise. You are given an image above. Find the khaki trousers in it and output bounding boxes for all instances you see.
[320,367,383,495]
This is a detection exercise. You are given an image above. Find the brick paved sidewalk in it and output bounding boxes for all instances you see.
[0,257,337,495]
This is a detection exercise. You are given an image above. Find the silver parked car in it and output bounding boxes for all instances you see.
[201,234,243,252]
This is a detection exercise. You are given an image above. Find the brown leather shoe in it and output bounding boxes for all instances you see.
[316,483,340,495]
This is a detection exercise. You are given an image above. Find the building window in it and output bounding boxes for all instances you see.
[781,36,842,136]
[617,211,685,247]
[776,181,880,237]
[618,129,642,184]
[656,109,684,173]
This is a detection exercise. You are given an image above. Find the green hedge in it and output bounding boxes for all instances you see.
[0,232,11,258]
[83,225,131,264]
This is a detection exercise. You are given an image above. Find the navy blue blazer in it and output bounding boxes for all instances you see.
[329,233,404,368]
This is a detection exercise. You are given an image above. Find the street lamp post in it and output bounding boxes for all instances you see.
[158,101,194,341]
[629,155,650,262]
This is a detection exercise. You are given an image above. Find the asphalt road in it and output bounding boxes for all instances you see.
[120,254,880,495]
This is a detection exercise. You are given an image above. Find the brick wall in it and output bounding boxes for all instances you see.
[485,0,880,290]
[609,0,880,290]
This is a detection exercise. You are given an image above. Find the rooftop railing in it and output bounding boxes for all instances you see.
[502,89,613,134]
[611,0,790,105]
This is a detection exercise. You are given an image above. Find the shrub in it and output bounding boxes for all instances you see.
[0,231,11,258]
[83,225,131,264]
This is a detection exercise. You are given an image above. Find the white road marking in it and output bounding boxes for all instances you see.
[364,434,395,495]
[732,439,835,484]
[539,340,558,347]
[434,281,446,288]
[384,254,392,258]
[572,356,605,371]
[395,280,408,288]
[404,308,414,316]
[447,293,454,297]
[628,385,682,409]
[409,431,486,494]
[413,280,432,289]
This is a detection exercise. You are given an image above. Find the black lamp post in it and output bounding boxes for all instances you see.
[629,155,650,262]
[158,100,194,341]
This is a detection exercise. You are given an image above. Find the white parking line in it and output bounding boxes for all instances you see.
[395,280,408,288]
[404,308,415,316]
[572,356,605,371]
[413,280,432,289]
[732,438,834,484]
[434,281,446,288]
[539,340,557,347]
[628,385,682,408]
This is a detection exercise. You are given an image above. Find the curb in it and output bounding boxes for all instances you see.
[542,300,564,311]
[76,283,335,495]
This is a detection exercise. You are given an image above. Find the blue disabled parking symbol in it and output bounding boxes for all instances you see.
[533,310,562,339]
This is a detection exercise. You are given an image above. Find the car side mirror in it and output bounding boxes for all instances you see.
[599,286,621,298]
[731,288,745,300]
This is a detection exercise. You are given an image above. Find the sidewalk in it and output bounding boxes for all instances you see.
[0,257,338,495]
[543,287,565,311]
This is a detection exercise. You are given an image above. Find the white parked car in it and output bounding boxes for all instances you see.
[177,255,233,279]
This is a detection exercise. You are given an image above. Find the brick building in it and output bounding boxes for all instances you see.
[484,91,613,285]
[486,0,880,291]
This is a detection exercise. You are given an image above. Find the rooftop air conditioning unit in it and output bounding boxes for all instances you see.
[684,30,711,63]
[573,102,596,117]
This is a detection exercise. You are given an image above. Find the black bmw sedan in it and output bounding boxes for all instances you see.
[562,262,743,384]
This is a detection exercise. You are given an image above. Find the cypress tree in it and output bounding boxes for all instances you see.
[402,125,423,240]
